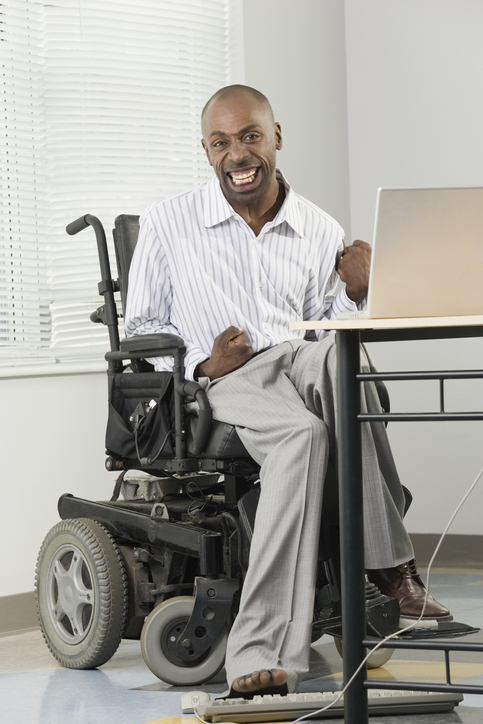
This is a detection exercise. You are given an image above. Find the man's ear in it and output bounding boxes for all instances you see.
[274,122,283,151]
[201,138,212,166]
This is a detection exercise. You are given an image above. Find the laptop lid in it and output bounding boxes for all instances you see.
[366,187,483,319]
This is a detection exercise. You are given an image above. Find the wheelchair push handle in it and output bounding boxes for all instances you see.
[66,213,121,360]
[66,215,90,235]
[66,214,107,246]
[66,215,111,280]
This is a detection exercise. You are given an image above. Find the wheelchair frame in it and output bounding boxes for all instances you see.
[34,213,400,685]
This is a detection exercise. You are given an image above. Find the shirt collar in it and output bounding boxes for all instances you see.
[270,170,304,238]
[203,176,234,228]
[203,170,304,238]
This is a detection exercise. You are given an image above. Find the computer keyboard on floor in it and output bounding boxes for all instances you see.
[194,689,464,722]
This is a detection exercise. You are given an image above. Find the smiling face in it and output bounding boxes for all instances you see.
[201,90,282,211]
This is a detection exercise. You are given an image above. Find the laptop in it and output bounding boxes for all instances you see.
[339,187,483,319]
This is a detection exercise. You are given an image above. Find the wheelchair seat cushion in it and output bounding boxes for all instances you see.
[188,417,254,459]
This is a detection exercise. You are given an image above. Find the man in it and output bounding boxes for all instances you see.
[125,84,450,697]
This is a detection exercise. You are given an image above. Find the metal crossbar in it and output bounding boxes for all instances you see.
[363,637,483,696]
[357,369,483,421]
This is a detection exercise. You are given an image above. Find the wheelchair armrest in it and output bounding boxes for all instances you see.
[121,333,184,353]
[178,381,213,456]
[105,333,185,361]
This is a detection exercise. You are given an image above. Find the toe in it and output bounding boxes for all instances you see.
[232,668,287,694]
[235,675,248,691]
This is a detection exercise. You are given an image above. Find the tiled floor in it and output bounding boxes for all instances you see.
[1,569,482,724]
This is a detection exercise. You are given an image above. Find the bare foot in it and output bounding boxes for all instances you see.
[232,668,287,695]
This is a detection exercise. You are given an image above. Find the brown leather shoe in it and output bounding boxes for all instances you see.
[367,559,452,625]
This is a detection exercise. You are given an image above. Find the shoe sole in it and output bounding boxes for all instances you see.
[399,614,453,629]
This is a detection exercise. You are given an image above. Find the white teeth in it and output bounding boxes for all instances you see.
[231,169,257,185]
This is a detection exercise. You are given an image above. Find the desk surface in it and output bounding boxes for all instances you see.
[290,314,483,331]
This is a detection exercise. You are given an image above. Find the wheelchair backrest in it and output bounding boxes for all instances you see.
[112,214,140,315]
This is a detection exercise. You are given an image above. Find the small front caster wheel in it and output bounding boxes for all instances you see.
[140,596,227,685]
[333,636,394,669]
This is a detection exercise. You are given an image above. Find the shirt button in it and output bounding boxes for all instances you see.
[257,282,263,288]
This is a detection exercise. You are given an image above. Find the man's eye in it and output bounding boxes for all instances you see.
[244,133,260,142]
[212,140,226,148]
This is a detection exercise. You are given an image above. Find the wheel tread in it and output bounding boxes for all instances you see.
[35,518,129,669]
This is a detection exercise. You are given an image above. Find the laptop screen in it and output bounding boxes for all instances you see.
[365,187,483,319]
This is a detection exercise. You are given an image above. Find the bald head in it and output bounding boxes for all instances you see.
[202,85,274,124]
[200,84,282,213]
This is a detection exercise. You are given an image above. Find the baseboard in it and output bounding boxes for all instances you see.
[0,591,38,636]
[410,533,483,569]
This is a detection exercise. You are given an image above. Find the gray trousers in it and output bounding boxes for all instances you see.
[203,337,414,690]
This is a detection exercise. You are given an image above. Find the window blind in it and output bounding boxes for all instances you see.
[0,0,242,370]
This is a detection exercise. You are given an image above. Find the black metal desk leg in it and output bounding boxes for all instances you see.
[336,329,368,724]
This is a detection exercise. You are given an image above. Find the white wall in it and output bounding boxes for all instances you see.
[243,0,352,236]
[0,372,114,596]
[344,0,483,534]
[2,0,483,599]
[344,0,483,235]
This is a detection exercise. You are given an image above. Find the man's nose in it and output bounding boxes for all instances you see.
[227,140,248,164]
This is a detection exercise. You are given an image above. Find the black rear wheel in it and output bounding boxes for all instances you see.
[35,518,128,669]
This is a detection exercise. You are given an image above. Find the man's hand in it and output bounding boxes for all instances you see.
[337,239,372,305]
[195,326,253,381]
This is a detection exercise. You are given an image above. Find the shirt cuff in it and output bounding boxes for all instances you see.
[338,286,368,312]
[147,346,208,382]
[184,349,210,382]
[331,286,358,316]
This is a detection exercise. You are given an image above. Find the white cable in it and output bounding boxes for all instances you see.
[191,462,483,724]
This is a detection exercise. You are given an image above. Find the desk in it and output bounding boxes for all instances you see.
[290,315,483,724]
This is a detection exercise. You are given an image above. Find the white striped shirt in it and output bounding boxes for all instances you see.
[125,171,358,380]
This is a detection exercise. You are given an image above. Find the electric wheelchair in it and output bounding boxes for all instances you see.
[35,214,402,685]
